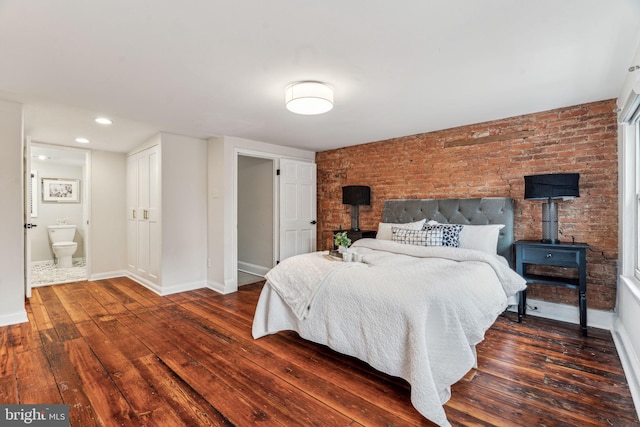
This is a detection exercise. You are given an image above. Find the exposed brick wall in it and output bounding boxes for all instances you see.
[316,99,618,311]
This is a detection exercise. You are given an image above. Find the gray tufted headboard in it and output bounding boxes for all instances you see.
[382,197,515,266]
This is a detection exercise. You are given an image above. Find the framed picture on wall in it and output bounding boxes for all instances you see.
[42,178,81,203]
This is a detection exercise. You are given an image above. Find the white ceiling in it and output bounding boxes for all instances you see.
[1,1,639,154]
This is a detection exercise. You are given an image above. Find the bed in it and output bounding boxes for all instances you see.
[252,197,526,427]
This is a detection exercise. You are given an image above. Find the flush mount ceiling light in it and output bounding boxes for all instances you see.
[75,137,90,144]
[285,81,334,115]
[95,117,112,125]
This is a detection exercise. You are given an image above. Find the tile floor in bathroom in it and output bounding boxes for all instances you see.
[31,259,87,286]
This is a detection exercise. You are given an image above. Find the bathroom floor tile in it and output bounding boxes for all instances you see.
[31,259,87,286]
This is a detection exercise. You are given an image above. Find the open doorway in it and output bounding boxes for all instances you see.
[237,155,275,286]
[29,143,90,287]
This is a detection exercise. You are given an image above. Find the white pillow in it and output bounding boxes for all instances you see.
[459,224,505,254]
[425,221,505,254]
[376,218,426,240]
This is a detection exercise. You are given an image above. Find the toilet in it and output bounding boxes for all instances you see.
[47,225,78,268]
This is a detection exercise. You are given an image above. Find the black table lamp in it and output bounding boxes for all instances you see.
[524,173,580,244]
[342,185,370,231]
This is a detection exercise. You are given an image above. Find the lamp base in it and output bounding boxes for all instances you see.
[540,238,560,244]
[541,200,559,244]
[350,204,360,231]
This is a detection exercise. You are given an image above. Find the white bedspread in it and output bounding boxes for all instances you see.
[264,250,367,320]
[252,239,527,427]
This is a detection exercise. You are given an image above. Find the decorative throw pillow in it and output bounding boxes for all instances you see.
[392,227,431,246]
[421,224,464,247]
[376,219,426,240]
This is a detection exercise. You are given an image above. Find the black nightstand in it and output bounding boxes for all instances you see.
[514,240,589,336]
[333,229,376,248]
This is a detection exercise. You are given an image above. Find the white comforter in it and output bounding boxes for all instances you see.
[252,239,527,427]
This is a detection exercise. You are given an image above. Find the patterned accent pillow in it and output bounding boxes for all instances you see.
[422,224,464,247]
[392,227,430,246]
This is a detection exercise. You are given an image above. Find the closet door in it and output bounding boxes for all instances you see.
[136,150,150,278]
[146,146,160,281]
[126,154,138,271]
[127,145,161,284]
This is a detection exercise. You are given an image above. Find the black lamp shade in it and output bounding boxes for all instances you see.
[524,173,580,200]
[342,186,371,206]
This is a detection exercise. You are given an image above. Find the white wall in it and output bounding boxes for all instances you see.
[160,133,208,291]
[207,135,315,294]
[30,160,84,262]
[90,149,127,278]
[207,137,228,292]
[0,99,27,326]
[238,155,274,275]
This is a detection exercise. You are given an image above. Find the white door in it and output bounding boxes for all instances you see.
[279,159,317,262]
[126,154,138,271]
[146,146,160,282]
[137,151,150,277]
[23,136,33,298]
[128,146,160,283]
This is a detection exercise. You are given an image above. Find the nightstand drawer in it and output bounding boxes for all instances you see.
[519,246,579,266]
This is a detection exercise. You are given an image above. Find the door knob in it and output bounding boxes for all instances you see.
[310,220,317,225]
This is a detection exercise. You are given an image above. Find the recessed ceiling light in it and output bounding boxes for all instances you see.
[75,137,90,144]
[95,117,112,125]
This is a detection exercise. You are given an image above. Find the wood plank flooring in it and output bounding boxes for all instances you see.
[0,277,638,426]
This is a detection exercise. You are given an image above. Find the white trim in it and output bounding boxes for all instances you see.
[127,272,162,294]
[0,309,28,327]
[157,280,207,296]
[612,316,640,421]
[509,298,614,330]
[237,261,269,277]
[126,272,205,296]
[206,279,227,295]
[619,91,639,279]
[89,270,128,281]
[621,275,640,305]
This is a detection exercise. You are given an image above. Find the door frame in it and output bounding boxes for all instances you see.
[234,148,280,283]
[23,136,32,298]
[26,142,92,288]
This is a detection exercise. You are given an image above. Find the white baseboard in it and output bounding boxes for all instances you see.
[126,273,163,295]
[126,272,207,296]
[612,317,640,421]
[207,280,225,294]
[519,298,615,330]
[0,309,28,327]
[207,278,240,295]
[238,261,270,277]
[158,280,207,296]
[89,270,128,281]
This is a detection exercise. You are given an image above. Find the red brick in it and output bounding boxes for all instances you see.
[316,99,618,311]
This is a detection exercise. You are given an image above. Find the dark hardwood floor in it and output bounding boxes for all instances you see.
[0,277,638,426]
